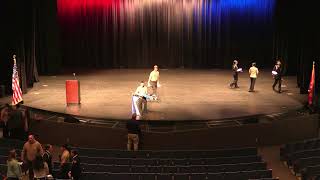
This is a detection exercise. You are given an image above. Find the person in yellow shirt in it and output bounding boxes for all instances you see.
[58,144,70,179]
[248,62,259,92]
[148,65,160,96]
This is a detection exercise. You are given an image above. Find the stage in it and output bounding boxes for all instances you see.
[0,69,306,121]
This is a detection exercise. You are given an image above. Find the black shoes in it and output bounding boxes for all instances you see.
[273,86,282,93]
[230,83,239,89]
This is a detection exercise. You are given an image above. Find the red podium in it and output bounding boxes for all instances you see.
[66,80,80,105]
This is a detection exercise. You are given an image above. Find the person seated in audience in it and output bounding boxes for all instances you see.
[0,103,11,138]
[58,144,71,179]
[126,114,141,151]
[69,150,82,180]
[21,134,44,180]
[43,144,53,175]
[7,149,22,180]
[32,155,49,180]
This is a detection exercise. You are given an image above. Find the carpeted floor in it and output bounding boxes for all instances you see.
[259,145,298,180]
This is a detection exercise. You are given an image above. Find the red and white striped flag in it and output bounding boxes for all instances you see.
[12,57,23,105]
[308,61,315,106]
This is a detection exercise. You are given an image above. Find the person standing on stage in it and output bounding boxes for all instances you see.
[230,60,240,88]
[272,60,282,93]
[148,65,160,96]
[248,62,259,92]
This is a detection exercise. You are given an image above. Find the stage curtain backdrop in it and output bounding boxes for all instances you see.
[57,0,276,69]
[0,0,61,95]
[56,0,319,96]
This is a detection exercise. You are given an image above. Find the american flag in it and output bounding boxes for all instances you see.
[12,59,23,105]
[308,61,316,106]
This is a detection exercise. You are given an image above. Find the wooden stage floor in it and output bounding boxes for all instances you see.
[0,69,306,121]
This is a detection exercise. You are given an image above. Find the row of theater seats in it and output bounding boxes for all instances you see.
[53,161,268,173]
[0,139,277,180]
[280,138,320,180]
[76,171,276,180]
[73,147,259,158]
[55,155,263,166]
[52,147,276,180]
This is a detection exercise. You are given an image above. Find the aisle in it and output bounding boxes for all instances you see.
[259,146,298,180]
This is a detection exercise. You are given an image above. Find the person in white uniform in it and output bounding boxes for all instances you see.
[132,81,148,118]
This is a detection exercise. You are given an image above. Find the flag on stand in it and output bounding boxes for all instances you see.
[12,58,23,105]
[308,61,316,106]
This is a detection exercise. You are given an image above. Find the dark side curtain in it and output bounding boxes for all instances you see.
[272,1,320,94]
[0,0,61,95]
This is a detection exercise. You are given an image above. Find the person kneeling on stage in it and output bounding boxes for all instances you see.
[132,81,148,118]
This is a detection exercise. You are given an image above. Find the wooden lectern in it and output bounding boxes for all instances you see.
[66,80,80,105]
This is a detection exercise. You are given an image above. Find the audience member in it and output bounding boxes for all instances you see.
[7,103,25,139]
[0,104,10,138]
[58,144,71,179]
[7,149,22,180]
[43,144,53,175]
[32,155,49,180]
[22,106,29,136]
[21,135,44,179]
[69,150,82,180]
[126,114,141,151]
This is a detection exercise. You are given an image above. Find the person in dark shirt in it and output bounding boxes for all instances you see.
[230,60,240,88]
[126,114,141,151]
[43,144,53,175]
[0,104,11,138]
[272,60,283,93]
[7,104,24,139]
[69,150,81,180]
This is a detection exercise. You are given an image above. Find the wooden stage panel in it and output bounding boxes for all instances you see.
[1,69,305,121]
